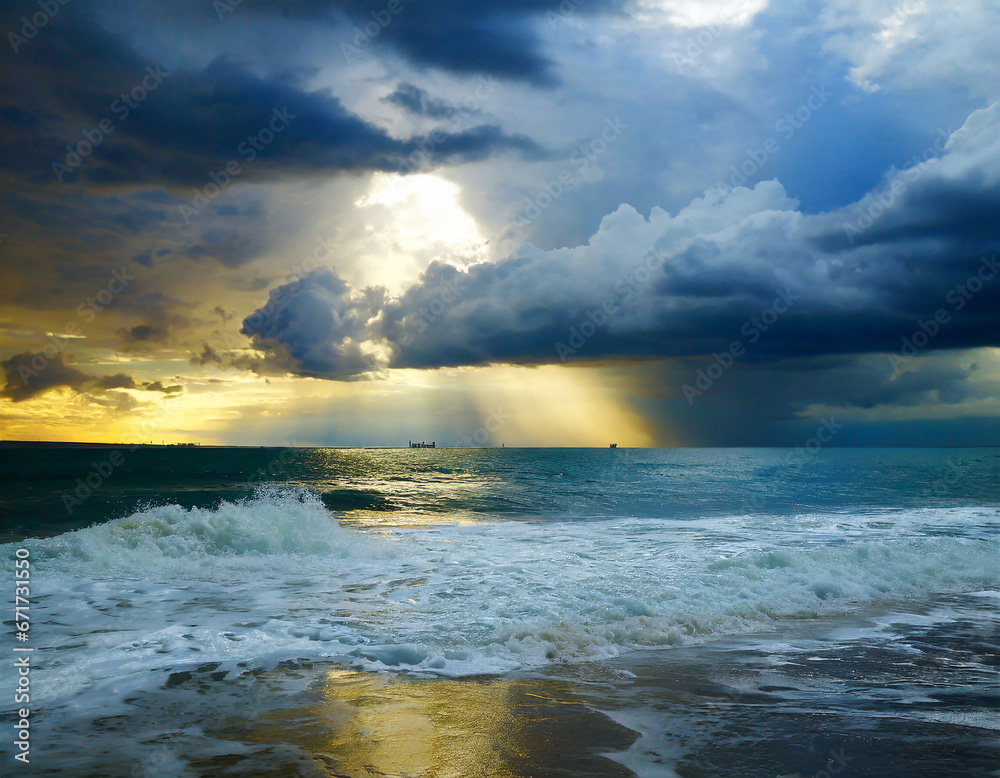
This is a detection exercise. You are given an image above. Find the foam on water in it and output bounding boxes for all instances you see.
[27,486,386,573]
[2,489,997,709]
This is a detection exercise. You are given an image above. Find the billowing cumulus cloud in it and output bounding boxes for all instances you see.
[241,268,385,379]
[244,105,999,381]
[819,0,1000,100]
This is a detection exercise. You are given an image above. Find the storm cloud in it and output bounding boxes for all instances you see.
[243,104,1000,381]
[0,1,546,191]
[241,268,386,379]
[181,0,627,84]
[3,0,998,446]
[0,352,180,402]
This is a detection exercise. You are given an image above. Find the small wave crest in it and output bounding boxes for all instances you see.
[12,487,377,574]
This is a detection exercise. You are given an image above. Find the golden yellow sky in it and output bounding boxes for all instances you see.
[0,361,667,448]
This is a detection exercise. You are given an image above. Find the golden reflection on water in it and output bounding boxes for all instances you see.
[315,669,524,775]
[300,447,512,528]
[250,667,635,776]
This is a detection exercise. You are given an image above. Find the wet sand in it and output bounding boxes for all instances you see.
[231,668,638,776]
[8,594,997,776]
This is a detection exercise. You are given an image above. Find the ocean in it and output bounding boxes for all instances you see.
[1,445,998,776]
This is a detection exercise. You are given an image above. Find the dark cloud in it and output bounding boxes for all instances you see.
[0,352,134,401]
[119,324,165,343]
[183,228,271,269]
[241,268,385,379]
[0,351,186,401]
[189,343,224,368]
[336,0,625,84]
[144,0,626,84]
[116,321,180,354]
[187,341,282,377]
[143,380,183,394]
[243,105,1000,381]
[0,2,546,192]
[382,83,461,119]
[628,351,1000,447]
[2,0,997,449]
[91,374,136,391]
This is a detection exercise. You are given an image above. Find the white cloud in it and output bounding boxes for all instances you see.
[820,0,1000,98]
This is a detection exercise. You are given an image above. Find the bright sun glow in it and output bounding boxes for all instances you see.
[636,0,768,27]
[353,174,487,291]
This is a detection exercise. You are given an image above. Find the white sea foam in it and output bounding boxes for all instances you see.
[2,490,997,708]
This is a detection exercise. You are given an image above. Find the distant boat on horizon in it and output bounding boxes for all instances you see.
[610,443,617,448]
[409,441,436,448]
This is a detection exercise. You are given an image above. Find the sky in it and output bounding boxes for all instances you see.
[1,0,998,447]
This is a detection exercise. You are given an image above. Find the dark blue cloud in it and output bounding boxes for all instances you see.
[0,2,546,190]
[218,0,627,84]
[382,83,463,119]
[240,268,385,379]
[242,106,1000,382]
[0,351,180,401]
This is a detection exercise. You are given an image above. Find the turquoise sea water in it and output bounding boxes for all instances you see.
[3,445,997,539]
[1,446,998,775]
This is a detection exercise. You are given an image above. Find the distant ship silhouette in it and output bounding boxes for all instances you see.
[610,443,617,448]
[409,441,435,448]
